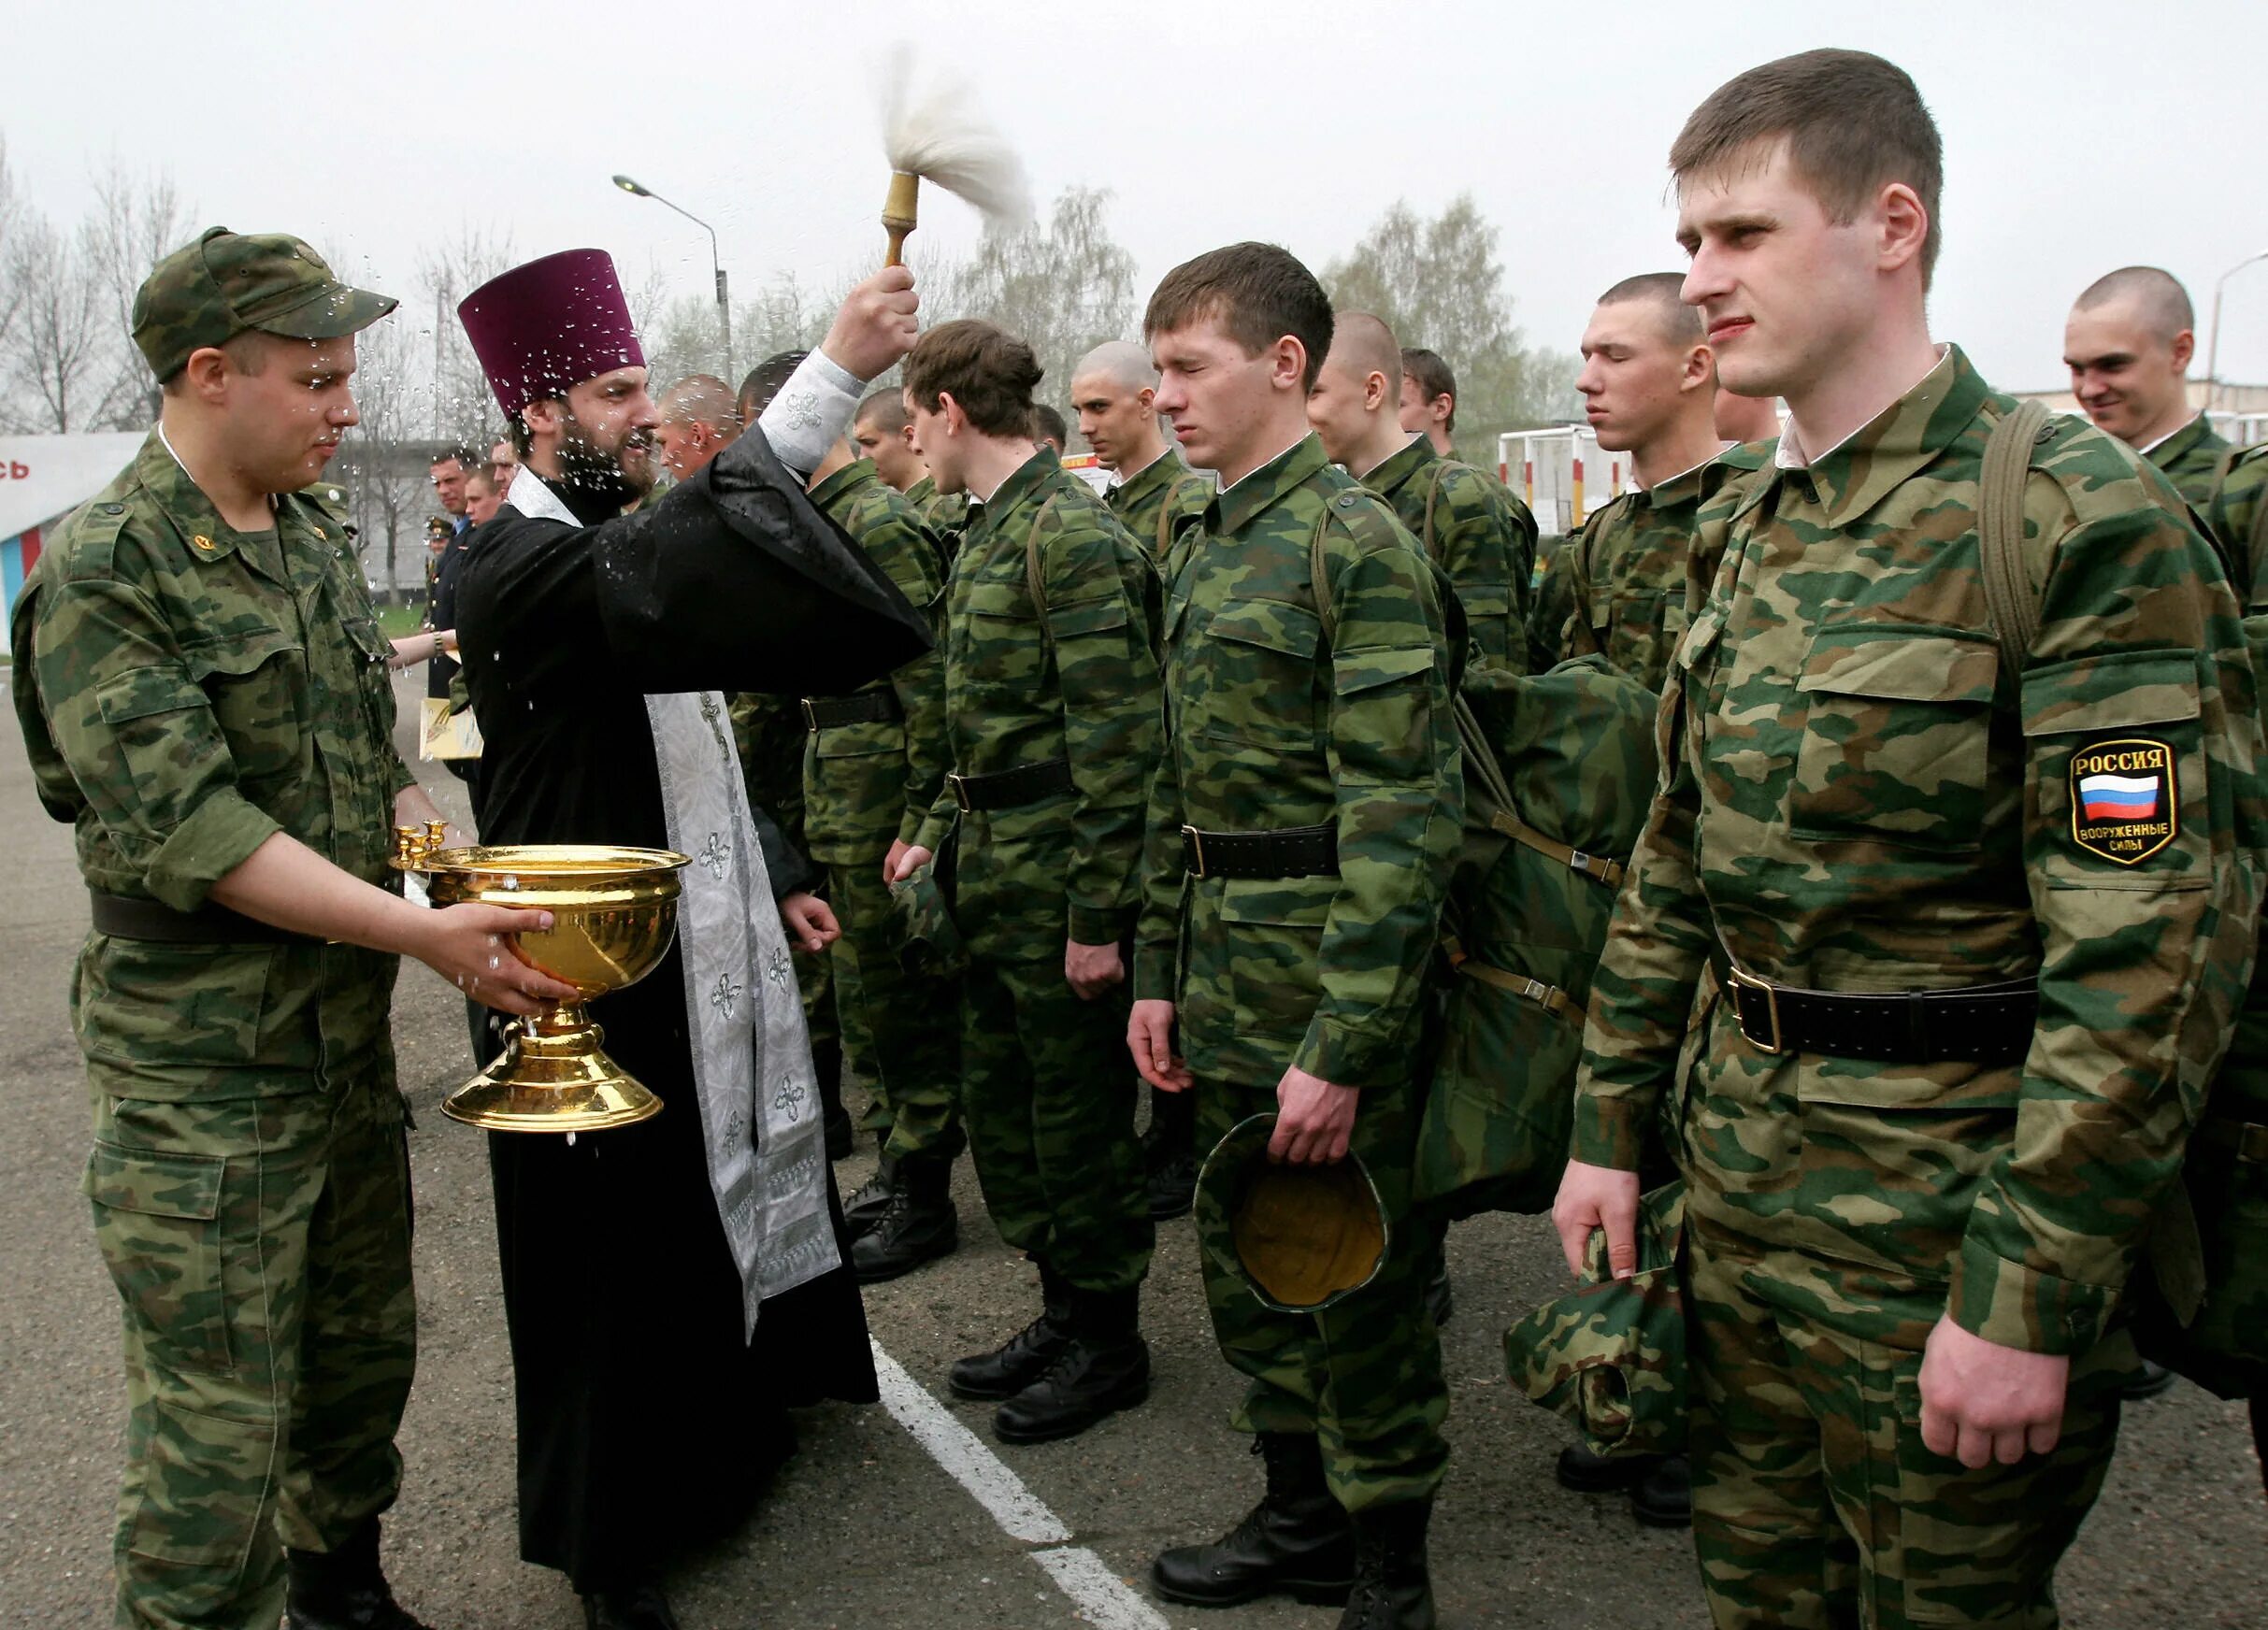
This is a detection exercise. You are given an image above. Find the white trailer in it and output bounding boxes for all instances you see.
[1495,426,1633,536]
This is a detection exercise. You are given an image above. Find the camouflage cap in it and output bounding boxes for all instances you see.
[1500,1181,1687,1461]
[133,225,396,381]
[888,861,968,979]
[1197,1113,1389,1314]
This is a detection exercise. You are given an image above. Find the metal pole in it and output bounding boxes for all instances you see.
[716,265,732,388]
[611,177,728,382]
[2206,250,2268,413]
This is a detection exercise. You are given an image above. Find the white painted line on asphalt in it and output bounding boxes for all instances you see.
[868,1337,1170,1629]
[1031,1545,1173,1630]
[868,1338,1069,1543]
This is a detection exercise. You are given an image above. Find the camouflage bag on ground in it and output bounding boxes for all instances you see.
[1412,660,1659,1215]
[1502,1180,1686,1459]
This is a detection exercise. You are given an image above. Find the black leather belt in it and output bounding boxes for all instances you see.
[1181,823,1339,880]
[802,692,902,731]
[90,891,314,946]
[1710,948,2036,1065]
[947,758,1074,813]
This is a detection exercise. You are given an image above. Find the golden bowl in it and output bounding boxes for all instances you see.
[395,835,690,1133]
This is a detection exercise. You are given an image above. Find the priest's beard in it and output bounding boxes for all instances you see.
[551,407,654,511]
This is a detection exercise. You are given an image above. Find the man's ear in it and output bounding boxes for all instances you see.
[1366,370,1392,414]
[1137,386,1156,413]
[1271,336,1308,394]
[522,398,564,439]
[1875,179,1929,277]
[179,346,232,405]
[2171,329,2197,374]
[939,391,968,436]
[1681,344,1715,393]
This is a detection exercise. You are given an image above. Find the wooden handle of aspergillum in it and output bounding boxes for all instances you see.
[882,170,920,270]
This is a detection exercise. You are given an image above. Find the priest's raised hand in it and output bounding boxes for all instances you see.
[822,265,922,382]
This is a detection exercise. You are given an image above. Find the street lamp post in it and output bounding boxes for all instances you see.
[2205,248,2268,413]
[612,174,732,385]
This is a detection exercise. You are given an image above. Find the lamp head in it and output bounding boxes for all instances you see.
[612,175,651,197]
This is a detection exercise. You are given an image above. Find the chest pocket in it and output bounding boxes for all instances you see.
[1194,598,1325,749]
[1789,629,1998,851]
[183,625,308,784]
[954,577,1046,694]
[341,611,397,752]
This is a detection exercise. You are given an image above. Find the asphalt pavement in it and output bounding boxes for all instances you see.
[0,667,2261,1629]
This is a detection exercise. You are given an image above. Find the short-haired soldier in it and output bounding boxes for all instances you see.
[1133,245,1463,1626]
[9,227,571,1630]
[2065,265,2227,505]
[1554,51,2261,1627]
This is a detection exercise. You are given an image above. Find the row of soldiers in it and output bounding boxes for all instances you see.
[642,49,2266,1630]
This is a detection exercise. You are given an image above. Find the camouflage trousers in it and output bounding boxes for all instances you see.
[1686,1226,2126,1629]
[84,1065,417,1630]
[825,856,964,1163]
[1195,1075,1448,1514]
[959,950,1151,1294]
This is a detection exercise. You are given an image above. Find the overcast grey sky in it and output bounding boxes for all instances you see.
[9,0,2266,400]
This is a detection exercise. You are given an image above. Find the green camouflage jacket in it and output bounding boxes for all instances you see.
[1133,434,1464,1089]
[1362,435,1538,678]
[1106,447,1213,564]
[924,448,1162,952]
[9,431,412,1096]
[1572,348,2263,1356]
[2146,412,2231,508]
[799,458,951,864]
[1529,449,1756,692]
[2205,440,2268,609]
[907,473,971,539]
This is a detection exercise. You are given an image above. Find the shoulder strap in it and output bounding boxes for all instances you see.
[1310,506,1338,648]
[1978,399,2051,678]
[1158,473,1208,556]
[1025,491,1067,629]
[1420,459,1453,562]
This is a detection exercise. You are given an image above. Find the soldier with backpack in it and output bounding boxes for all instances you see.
[1130,244,1463,1630]
[1308,310,1539,678]
[1553,50,2263,1627]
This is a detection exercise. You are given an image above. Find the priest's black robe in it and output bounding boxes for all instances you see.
[454,426,929,1590]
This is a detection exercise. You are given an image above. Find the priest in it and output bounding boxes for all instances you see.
[452,248,928,1630]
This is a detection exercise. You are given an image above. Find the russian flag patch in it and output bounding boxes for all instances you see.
[2069,738,2176,864]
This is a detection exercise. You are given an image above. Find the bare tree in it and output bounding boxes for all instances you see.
[418,222,520,444]
[0,136,29,372]
[4,214,110,432]
[79,159,192,428]
[337,314,435,608]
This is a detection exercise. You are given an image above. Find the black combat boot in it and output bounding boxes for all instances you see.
[1336,1498,1435,1630]
[1152,1432,1356,1608]
[2119,1358,2178,1401]
[992,1286,1150,1443]
[580,1578,680,1630]
[1142,1088,1199,1220]
[850,1152,958,1282]
[283,1520,435,1630]
[842,1146,899,1242]
[950,1262,1074,1400]
[812,1037,854,1161]
[1554,1444,1663,1494]
[1630,1455,1692,1528]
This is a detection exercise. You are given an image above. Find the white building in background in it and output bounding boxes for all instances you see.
[0,433,145,655]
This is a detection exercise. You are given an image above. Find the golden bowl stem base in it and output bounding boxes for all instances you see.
[441,1005,664,1133]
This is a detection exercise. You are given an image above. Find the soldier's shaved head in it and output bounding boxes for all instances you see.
[1072,340,1159,393]
[853,383,926,492]
[855,385,912,435]
[1323,312,1402,388]
[2065,265,2201,450]
[1599,273,1705,344]
[2072,266,2196,345]
[659,374,740,430]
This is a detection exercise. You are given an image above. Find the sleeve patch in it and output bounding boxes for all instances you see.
[2069,736,2177,864]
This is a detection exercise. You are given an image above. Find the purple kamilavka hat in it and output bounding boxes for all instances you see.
[459,248,645,416]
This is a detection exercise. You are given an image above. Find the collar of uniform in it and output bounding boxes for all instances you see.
[1748,345,1984,527]
[1634,457,1711,510]
[2142,411,2211,465]
[967,446,1058,536]
[810,455,880,512]
[1211,434,1329,537]
[136,428,276,567]
[1108,445,1181,508]
[1361,433,1433,496]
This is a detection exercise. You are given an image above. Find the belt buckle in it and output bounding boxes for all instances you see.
[948,773,973,813]
[1727,965,1786,1054]
[1182,824,1209,879]
[800,697,820,731]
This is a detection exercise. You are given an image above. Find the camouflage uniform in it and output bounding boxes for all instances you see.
[1360,434,1538,677]
[2204,440,2268,609]
[926,448,1159,1294]
[728,691,838,1090]
[801,458,961,1161]
[907,473,971,543]
[2144,411,2230,508]
[1133,433,1464,1512]
[1105,446,1213,565]
[1530,445,1763,691]
[1573,348,2263,1626]
[11,434,419,1630]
